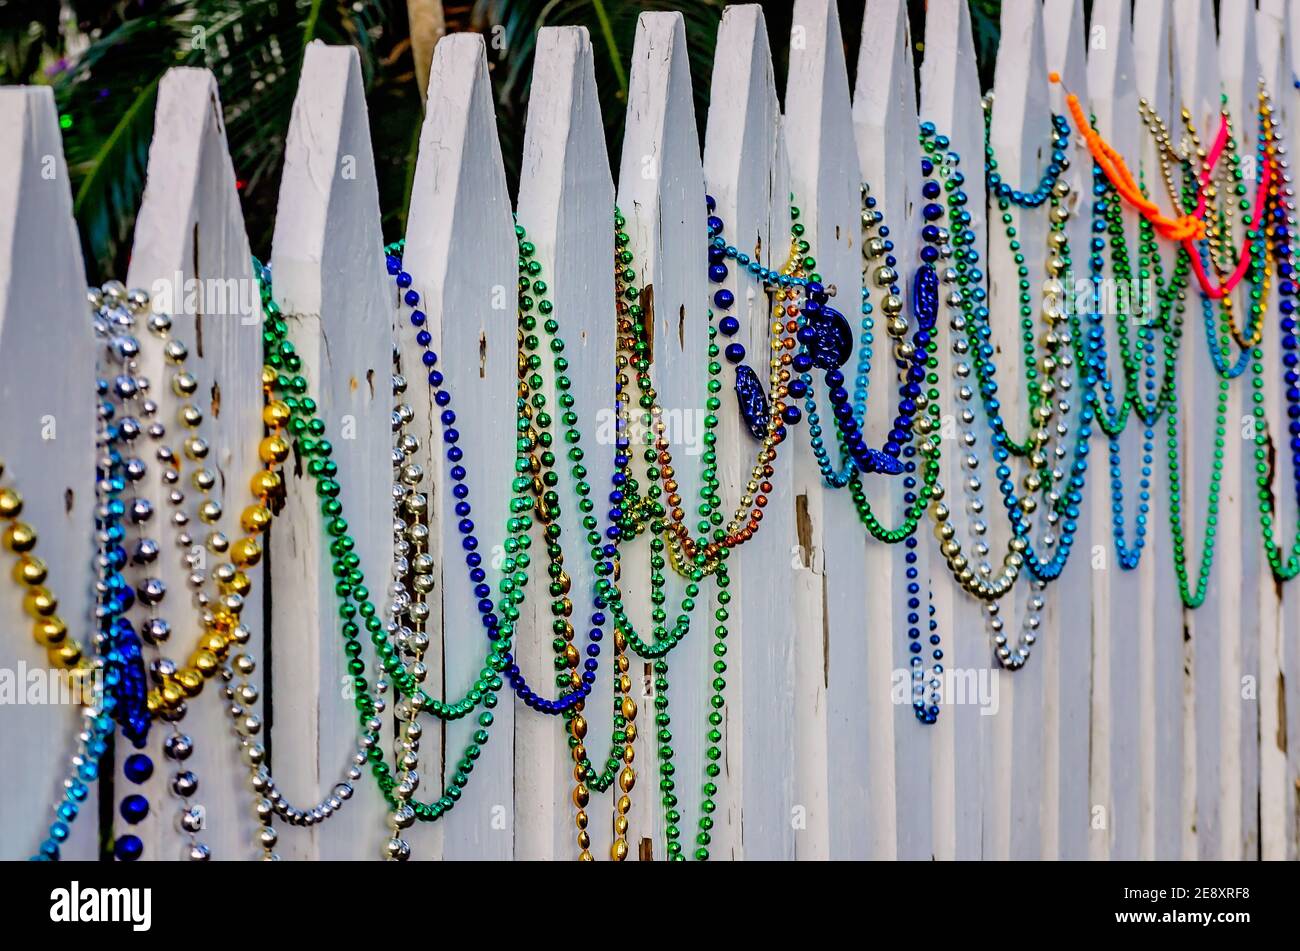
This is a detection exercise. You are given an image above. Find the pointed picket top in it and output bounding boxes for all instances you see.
[702,2,796,861]
[616,12,708,448]
[919,0,985,862]
[120,67,264,860]
[1084,0,1137,148]
[512,24,615,862]
[265,41,392,860]
[919,0,984,193]
[1219,0,1262,140]
[988,0,1053,203]
[401,32,517,861]
[854,0,918,196]
[1133,1,1175,124]
[1173,0,1221,134]
[1257,0,1290,83]
[853,0,928,862]
[0,87,96,861]
[615,10,708,861]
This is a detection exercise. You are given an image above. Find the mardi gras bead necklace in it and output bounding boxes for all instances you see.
[89,283,178,863]
[922,123,1090,603]
[387,235,616,716]
[1248,87,1300,582]
[982,94,1073,458]
[611,215,718,655]
[1084,161,1192,568]
[1,458,112,861]
[382,225,647,856]
[143,301,364,858]
[1066,73,1271,302]
[803,187,880,489]
[1155,95,1271,351]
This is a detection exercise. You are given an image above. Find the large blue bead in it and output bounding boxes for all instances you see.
[123,753,153,784]
[119,794,149,824]
[113,835,144,862]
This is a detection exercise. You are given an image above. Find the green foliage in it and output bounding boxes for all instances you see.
[50,1,399,280]
[0,0,1057,283]
[473,0,725,197]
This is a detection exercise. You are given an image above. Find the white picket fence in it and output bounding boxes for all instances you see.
[0,0,1296,861]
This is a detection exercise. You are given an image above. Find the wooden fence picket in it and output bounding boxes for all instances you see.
[123,67,266,860]
[1218,0,1264,862]
[1043,0,1095,862]
[0,86,97,861]
[400,33,518,861]
[786,0,886,860]
[1172,0,1225,861]
[702,2,797,860]
[266,41,394,860]
[513,24,616,861]
[853,0,928,860]
[1080,0,1143,861]
[615,11,709,860]
[984,0,1053,861]
[1130,0,1186,861]
[918,0,989,860]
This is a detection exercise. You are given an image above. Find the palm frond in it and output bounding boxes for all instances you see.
[472,0,725,197]
[54,0,397,281]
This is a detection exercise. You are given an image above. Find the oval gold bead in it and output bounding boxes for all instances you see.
[240,505,272,535]
[617,795,631,815]
[262,400,292,428]
[576,831,590,850]
[258,435,290,465]
[23,587,57,617]
[614,815,629,836]
[620,697,637,720]
[618,767,636,793]
[49,643,81,669]
[572,784,589,808]
[191,649,220,675]
[3,522,37,552]
[231,537,263,568]
[14,554,47,586]
[250,469,282,500]
[611,839,629,861]
[34,617,67,646]
[0,487,23,519]
[571,715,587,740]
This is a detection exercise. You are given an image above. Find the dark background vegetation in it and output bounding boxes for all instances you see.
[0,0,1104,281]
